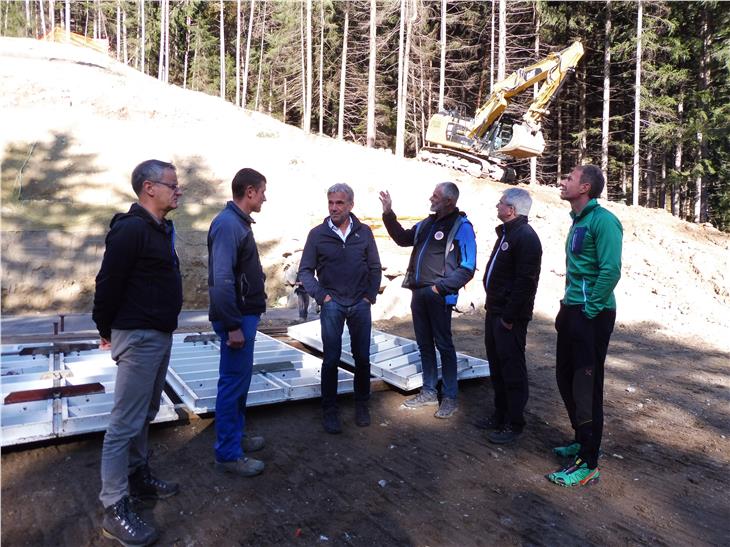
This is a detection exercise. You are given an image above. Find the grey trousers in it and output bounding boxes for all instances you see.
[99,329,172,508]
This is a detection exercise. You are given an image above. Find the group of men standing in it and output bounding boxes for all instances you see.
[92,159,622,546]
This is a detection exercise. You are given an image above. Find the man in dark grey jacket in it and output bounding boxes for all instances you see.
[479,188,542,444]
[93,159,183,547]
[299,183,382,434]
[208,168,268,477]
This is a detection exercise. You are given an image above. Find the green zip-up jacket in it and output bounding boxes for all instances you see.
[563,199,623,318]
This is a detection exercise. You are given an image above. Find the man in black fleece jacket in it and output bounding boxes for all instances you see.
[208,168,268,477]
[480,188,542,445]
[93,159,183,546]
[298,183,382,434]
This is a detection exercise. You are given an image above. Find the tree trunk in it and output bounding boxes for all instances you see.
[283,78,288,124]
[254,1,267,111]
[557,98,562,181]
[490,0,495,92]
[299,1,306,129]
[632,0,642,207]
[115,0,120,60]
[220,0,226,100]
[236,0,241,106]
[122,5,128,64]
[646,148,654,206]
[140,0,145,74]
[39,0,46,35]
[672,99,682,217]
[438,0,446,111]
[578,62,587,163]
[601,0,611,199]
[695,7,710,223]
[498,0,506,81]
[49,0,54,31]
[304,0,313,133]
[318,0,324,134]
[158,0,165,80]
[64,0,69,38]
[183,14,191,88]
[660,152,667,210]
[337,1,348,140]
[366,0,377,148]
[242,0,255,108]
[530,7,539,185]
[395,0,407,157]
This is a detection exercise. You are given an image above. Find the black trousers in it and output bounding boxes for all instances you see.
[555,304,616,469]
[484,314,529,432]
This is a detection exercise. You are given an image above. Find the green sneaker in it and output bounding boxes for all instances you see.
[553,442,581,458]
[546,458,600,487]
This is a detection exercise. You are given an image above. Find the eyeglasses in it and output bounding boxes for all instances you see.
[148,180,181,192]
[497,199,513,207]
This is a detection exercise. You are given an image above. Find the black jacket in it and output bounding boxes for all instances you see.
[208,201,267,330]
[382,209,477,304]
[483,215,542,322]
[298,214,382,306]
[93,203,183,340]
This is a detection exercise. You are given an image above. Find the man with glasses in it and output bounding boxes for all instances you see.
[93,159,183,546]
[298,183,382,434]
[208,168,268,475]
[478,188,542,445]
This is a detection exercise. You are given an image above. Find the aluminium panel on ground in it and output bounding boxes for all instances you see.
[287,320,490,391]
[164,331,353,414]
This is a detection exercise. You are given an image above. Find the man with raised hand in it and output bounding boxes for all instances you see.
[379,182,476,419]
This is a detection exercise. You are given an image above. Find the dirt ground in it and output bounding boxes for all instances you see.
[2,313,728,547]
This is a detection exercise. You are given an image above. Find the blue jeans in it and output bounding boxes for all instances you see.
[411,286,458,399]
[320,298,372,411]
[212,315,260,462]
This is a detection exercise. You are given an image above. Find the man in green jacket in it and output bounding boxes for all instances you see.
[547,164,622,487]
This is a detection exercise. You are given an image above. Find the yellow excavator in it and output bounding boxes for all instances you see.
[418,41,584,181]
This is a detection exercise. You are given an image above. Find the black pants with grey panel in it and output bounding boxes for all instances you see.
[555,304,616,469]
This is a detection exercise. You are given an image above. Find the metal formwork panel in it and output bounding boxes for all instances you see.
[287,320,490,391]
[1,342,178,447]
[1,352,55,446]
[164,332,353,414]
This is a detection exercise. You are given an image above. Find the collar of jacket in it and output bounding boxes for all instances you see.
[570,198,599,222]
[111,202,173,233]
[428,208,462,225]
[320,213,363,237]
[226,200,255,225]
[494,214,528,236]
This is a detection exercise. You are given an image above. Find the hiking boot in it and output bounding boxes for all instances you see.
[487,426,521,445]
[402,391,439,409]
[322,409,342,434]
[102,495,159,546]
[473,415,504,431]
[546,458,600,487]
[242,435,265,453]
[214,457,265,477]
[128,464,179,501]
[355,404,371,427]
[553,442,581,458]
[434,397,458,418]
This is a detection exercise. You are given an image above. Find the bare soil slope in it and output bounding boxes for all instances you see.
[1,38,729,547]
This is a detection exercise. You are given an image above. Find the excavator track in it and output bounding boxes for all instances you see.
[417,147,514,182]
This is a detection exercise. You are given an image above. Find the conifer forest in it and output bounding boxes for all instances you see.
[3,0,729,230]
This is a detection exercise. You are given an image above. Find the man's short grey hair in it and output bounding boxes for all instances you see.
[327,182,354,203]
[501,188,532,216]
[437,181,460,202]
[131,159,175,196]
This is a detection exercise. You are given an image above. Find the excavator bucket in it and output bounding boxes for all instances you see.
[496,123,546,159]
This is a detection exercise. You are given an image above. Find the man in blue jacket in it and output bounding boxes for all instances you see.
[93,159,183,546]
[480,188,542,444]
[208,168,268,477]
[299,183,382,434]
[379,183,477,419]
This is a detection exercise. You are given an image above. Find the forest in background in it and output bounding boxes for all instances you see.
[2,0,729,231]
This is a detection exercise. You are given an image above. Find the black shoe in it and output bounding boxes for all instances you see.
[129,464,179,501]
[102,496,159,546]
[355,404,370,427]
[322,409,342,434]
[487,426,522,445]
[473,415,504,431]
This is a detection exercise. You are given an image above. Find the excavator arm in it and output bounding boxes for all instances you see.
[468,41,584,141]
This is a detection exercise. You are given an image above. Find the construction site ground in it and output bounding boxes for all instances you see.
[2,312,728,547]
